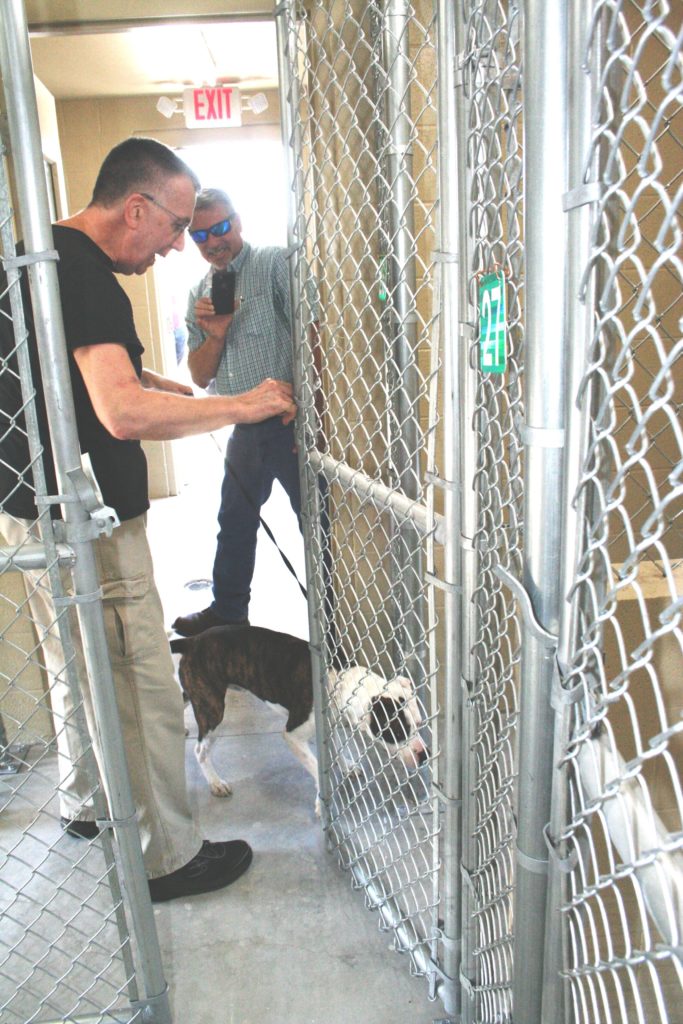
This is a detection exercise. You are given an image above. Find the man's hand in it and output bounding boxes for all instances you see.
[141,368,193,396]
[237,379,297,425]
[194,296,234,340]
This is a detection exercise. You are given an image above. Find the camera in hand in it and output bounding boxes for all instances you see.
[211,270,236,315]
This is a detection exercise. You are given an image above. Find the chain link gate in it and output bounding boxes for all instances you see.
[278,1,681,1021]
[276,0,455,1011]
[0,3,171,1021]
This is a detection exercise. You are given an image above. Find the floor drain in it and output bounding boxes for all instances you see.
[184,578,212,591]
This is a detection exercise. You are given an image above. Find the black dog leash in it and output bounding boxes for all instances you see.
[210,432,308,601]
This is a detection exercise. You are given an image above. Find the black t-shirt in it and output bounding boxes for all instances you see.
[0,225,149,521]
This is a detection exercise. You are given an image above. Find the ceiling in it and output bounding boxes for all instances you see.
[28,19,279,100]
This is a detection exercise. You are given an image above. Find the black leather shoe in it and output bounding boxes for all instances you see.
[61,817,99,840]
[148,839,253,903]
[171,607,248,637]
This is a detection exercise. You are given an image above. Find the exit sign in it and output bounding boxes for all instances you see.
[183,87,242,128]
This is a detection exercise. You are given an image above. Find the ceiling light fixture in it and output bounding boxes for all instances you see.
[242,92,269,115]
[156,96,181,119]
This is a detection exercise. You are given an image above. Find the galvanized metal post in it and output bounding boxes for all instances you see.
[382,0,426,681]
[435,0,463,1016]
[450,7,483,1023]
[541,1,599,1020]
[513,1,570,1021]
[275,0,332,821]
[0,3,170,1020]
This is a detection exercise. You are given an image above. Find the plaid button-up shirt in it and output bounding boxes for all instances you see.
[186,241,294,396]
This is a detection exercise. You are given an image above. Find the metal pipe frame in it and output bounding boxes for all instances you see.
[451,5,483,1022]
[434,0,468,1018]
[513,1,571,1021]
[275,0,333,823]
[541,1,601,1020]
[381,0,426,681]
[0,543,76,572]
[310,450,444,544]
[0,2,170,1020]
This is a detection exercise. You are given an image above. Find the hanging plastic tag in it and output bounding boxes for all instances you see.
[479,270,507,374]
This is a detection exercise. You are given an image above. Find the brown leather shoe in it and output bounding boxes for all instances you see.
[171,606,248,637]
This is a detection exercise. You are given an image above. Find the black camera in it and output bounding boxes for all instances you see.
[211,270,236,315]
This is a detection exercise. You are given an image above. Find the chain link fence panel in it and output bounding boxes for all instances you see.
[277,0,452,1007]
[558,3,682,1022]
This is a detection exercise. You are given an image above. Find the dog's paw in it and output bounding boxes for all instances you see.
[210,780,233,797]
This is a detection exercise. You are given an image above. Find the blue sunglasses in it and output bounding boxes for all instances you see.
[189,217,233,244]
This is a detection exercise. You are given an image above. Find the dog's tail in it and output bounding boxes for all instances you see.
[169,636,192,655]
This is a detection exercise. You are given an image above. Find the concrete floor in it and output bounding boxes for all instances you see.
[146,430,443,1024]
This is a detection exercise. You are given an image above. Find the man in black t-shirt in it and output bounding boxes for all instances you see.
[0,137,296,903]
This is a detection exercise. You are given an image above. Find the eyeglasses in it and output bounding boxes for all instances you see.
[139,192,191,236]
[189,218,233,244]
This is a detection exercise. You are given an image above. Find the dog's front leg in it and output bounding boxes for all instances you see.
[195,731,233,798]
[284,717,320,817]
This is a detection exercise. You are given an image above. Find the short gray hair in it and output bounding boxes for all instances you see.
[193,188,235,214]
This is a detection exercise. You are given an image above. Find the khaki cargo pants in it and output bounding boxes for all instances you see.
[0,512,201,878]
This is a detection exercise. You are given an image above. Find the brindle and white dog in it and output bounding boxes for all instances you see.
[170,624,428,814]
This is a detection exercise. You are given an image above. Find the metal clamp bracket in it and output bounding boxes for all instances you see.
[494,565,558,647]
[458,968,475,999]
[95,810,140,830]
[1,248,59,270]
[460,862,476,893]
[562,181,603,212]
[130,983,170,1021]
[432,248,460,264]
[53,589,103,608]
[70,466,120,540]
[426,571,462,595]
[424,469,460,495]
[551,656,584,711]
[516,844,549,875]
[543,823,579,874]
[432,780,461,807]
[520,422,565,449]
[454,51,467,89]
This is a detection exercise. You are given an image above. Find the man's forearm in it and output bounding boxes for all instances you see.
[73,343,295,441]
[119,388,271,440]
[187,332,224,388]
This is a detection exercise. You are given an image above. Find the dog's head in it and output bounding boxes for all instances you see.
[367,679,429,770]
[335,668,429,770]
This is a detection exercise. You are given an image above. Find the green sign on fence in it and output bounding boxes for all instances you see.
[479,271,507,374]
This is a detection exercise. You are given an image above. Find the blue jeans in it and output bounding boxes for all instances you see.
[211,417,302,622]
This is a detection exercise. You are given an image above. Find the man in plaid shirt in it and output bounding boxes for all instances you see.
[173,188,302,636]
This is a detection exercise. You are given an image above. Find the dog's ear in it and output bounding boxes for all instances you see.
[369,695,411,746]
